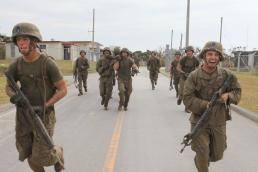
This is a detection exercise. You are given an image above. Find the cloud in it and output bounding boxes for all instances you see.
[1,0,257,51]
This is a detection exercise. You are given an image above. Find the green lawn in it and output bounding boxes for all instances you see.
[235,72,258,114]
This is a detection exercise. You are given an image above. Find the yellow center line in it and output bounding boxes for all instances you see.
[102,111,125,172]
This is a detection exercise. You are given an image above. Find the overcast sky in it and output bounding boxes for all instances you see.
[0,0,257,52]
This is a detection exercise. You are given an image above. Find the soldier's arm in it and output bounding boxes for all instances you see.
[96,59,102,74]
[224,72,241,105]
[45,59,67,107]
[183,73,209,115]
[46,80,67,107]
[170,65,174,77]
[86,59,90,69]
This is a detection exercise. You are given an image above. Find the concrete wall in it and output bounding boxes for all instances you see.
[39,42,63,60]
[5,43,21,59]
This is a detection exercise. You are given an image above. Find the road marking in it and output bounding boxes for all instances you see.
[102,111,125,172]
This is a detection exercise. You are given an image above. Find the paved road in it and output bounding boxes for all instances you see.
[0,68,258,172]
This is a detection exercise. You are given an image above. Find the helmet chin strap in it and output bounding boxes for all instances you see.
[19,40,38,57]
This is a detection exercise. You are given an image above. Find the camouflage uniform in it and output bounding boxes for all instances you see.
[112,47,121,86]
[74,51,89,95]
[96,48,115,109]
[178,46,199,105]
[132,54,140,68]
[115,48,135,111]
[147,53,161,90]
[183,41,241,172]
[6,22,65,172]
[170,51,181,97]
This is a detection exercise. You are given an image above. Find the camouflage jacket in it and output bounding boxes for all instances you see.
[74,57,89,75]
[180,56,199,79]
[147,56,160,71]
[183,66,241,126]
[170,59,180,77]
[96,56,115,78]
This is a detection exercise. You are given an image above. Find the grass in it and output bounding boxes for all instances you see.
[160,68,258,115]
[0,76,8,104]
[0,59,96,105]
[235,72,258,114]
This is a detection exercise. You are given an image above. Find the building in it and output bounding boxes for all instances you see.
[5,40,102,61]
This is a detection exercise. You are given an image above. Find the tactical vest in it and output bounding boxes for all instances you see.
[181,56,199,74]
[117,58,133,80]
[15,54,56,107]
[99,57,115,77]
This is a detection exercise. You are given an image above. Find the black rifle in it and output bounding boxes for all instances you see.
[180,74,233,153]
[131,68,139,77]
[73,68,78,88]
[169,76,174,90]
[5,72,64,168]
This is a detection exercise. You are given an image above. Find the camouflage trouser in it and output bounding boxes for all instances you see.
[118,78,132,107]
[173,75,180,94]
[15,107,63,171]
[191,124,227,172]
[178,78,186,100]
[78,71,88,93]
[149,70,159,86]
[99,77,113,107]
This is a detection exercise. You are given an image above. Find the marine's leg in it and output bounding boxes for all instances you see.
[104,79,113,109]
[191,124,210,172]
[118,79,126,111]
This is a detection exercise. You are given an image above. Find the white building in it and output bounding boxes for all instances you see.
[5,41,102,61]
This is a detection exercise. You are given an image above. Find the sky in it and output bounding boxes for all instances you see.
[0,0,257,52]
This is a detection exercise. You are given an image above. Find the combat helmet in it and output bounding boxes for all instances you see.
[12,22,42,43]
[103,47,111,55]
[199,41,224,61]
[80,50,86,55]
[175,50,181,56]
[120,48,129,55]
[113,47,120,56]
[185,46,194,53]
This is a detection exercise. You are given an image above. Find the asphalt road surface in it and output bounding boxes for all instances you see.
[0,68,258,172]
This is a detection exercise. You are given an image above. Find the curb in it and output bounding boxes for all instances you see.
[231,104,258,123]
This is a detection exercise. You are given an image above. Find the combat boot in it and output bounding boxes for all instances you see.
[104,106,108,110]
[28,157,45,172]
[101,96,105,105]
[177,98,182,105]
[78,92,83,96]
[84,87,87,92]
[54,146,64,172]
[185,108,191,113]
[124,106,128,111]
[118,105,123,111]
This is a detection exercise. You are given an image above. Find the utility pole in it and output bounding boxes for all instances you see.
[170,29,173,50]
[179,33,183,50]
[219,17,223,43]
[185,0,190,47]
[91,8,95,62]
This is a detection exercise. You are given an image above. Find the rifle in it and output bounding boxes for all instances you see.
[131,68,139,77]
[73,71,78,88]
[180,74,233,153]
[169,76,174,90]
[5,72,64,169]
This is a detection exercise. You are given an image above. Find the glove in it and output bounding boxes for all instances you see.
[10,94,25,107]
